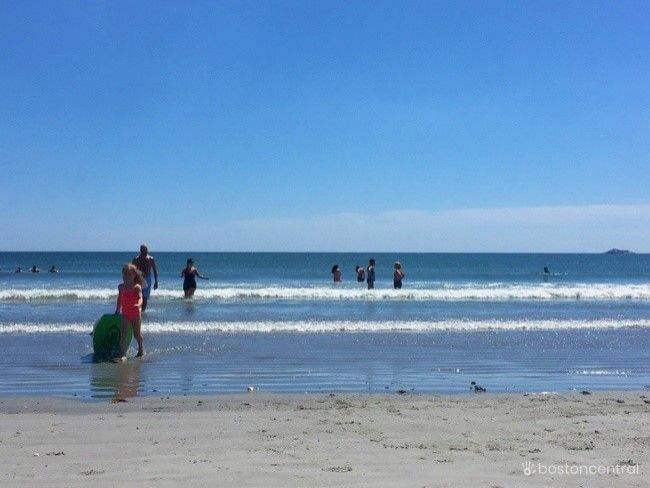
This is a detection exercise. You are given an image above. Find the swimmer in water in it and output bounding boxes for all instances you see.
[355,265,365,283]
[331,264,342,283]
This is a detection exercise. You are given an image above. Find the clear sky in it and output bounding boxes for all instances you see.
[1,0,649,252]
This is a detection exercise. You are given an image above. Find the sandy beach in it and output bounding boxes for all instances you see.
[1,392,647,487]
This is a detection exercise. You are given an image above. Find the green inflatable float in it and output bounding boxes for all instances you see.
[92,314,133,359]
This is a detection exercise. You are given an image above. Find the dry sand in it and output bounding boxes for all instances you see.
[1,392,648,487]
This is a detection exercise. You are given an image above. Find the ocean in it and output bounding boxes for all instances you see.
[1,252,648,398]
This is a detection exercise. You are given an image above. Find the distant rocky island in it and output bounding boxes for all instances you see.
[604,248,633,255]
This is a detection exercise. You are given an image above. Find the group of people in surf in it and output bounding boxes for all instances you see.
[114,246,407,361]
[14,265,58,273]
[331,258,406,289]
[113,244,208,361]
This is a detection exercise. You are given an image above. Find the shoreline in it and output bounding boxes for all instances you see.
[1,387,649,407]
[2,392,647,487]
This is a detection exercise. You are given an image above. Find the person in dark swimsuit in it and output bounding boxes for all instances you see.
[393,261,405,289]
[331,264,342,283]
[366,258,376,290]
[355,266,365,283]
[181,258,208,298]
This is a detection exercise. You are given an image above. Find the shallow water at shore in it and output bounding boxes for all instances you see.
[2,329,648,398]
[1,252,649,398]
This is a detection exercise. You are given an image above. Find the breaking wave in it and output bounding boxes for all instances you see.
[2,283,650,302]
[1,318,649,334]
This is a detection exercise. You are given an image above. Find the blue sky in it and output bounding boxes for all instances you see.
[1,0,649,251]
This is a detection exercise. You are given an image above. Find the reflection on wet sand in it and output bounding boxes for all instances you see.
[90,359,143,400]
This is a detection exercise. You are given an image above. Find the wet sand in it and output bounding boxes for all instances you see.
[1,392,648,487]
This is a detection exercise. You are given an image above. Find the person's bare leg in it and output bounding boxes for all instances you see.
[118,316,129,358]
[132,317,144,357]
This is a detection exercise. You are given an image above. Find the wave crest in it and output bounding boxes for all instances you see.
[1,319,649,334]
[2,284,650,302]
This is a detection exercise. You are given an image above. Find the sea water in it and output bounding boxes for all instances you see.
[1,252,648,398]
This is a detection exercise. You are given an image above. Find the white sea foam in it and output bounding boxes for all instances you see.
[1,319,649,334]
[572,370,630,376]
[1,283,650,302]
[0,288,117,301]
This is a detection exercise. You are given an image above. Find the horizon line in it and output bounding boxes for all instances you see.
[0,249,643,254]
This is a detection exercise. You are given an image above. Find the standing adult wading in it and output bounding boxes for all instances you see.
[132,244,159,312]
[181,258,209,298]
[367,258,376,290]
